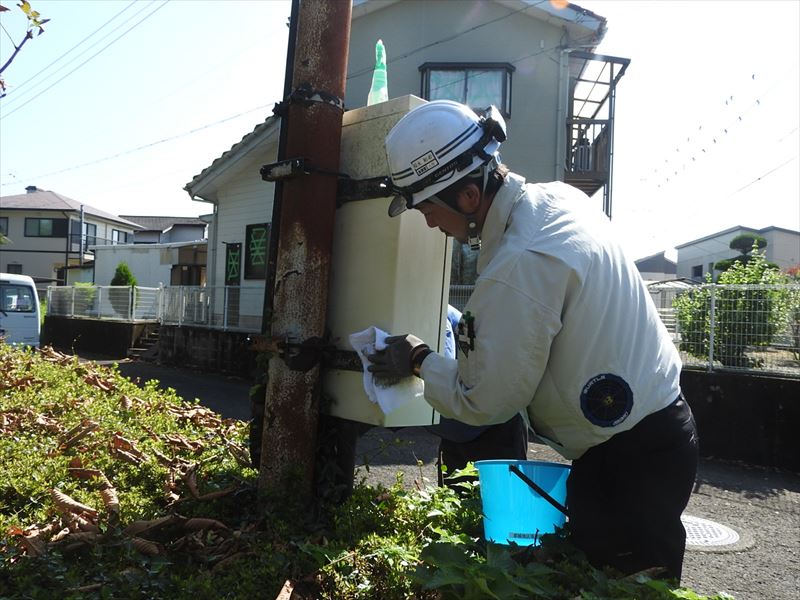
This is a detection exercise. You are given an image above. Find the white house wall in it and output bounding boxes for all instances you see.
[764,229,800,270]
[212,149,276,305]
[93,245,173,287]
[346,0,566,184]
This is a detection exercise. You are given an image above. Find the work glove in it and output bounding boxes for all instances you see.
[367,334,428,381]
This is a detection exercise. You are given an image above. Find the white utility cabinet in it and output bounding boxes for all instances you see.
[323,95,451,427]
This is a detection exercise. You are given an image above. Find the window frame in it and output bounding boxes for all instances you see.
[24,217,68,238]
[5,264,23,275]
[0,217,8,236]
[244,223,271,280]
[419,62,514,118]
[112,229,128,245]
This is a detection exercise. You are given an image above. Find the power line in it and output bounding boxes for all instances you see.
[3,2,598,187]
[730,156,798,196]
[0,103,271,186]
[2,0,138,99]
[0,1,170,120]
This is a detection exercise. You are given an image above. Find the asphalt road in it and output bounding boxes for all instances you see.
[109,357,800,600]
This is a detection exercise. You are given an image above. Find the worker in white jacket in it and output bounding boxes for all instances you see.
[368,99,698,582]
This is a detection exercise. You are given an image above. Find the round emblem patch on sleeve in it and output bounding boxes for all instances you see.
[580,373,633,427]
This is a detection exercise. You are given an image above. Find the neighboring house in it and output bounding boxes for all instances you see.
[185,0,625,302]
[675,225,800,281]
[120,215,208,244]
[92,240,207,287]
[0,186,141,292]
[635,251,677,282]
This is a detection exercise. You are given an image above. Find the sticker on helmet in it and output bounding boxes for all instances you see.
[411,151,439,176]
[580,373,633,427]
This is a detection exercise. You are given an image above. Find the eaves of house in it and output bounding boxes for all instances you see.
[184,116,280,204]
[352,0,607,45]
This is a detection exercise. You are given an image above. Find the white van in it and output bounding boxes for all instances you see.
[0,273,41,348]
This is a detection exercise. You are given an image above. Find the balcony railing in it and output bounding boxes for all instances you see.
[563,51,630,218]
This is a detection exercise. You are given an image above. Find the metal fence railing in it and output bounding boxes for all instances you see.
[47,286,161,322]
[47,283,800,375]
[159,286,263,332]
[46,285,264,332]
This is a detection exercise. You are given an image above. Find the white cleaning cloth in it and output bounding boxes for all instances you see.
[349,326,425,414]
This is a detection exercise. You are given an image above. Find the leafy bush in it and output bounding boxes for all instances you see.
[0,345,733,599]
[675,249,791,367]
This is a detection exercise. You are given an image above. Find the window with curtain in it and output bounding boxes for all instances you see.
[420,62,513,117]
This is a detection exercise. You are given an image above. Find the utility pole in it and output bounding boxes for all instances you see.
[258,0,351,498]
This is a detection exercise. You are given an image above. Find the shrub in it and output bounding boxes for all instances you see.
[675,248,791,367]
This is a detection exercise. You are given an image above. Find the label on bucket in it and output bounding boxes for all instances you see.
[509,532,539,541]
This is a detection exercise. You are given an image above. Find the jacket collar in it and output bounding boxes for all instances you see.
[477,172,526,274]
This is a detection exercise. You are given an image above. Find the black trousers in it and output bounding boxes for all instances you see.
[437,413,529,486]
[567,396,699,582]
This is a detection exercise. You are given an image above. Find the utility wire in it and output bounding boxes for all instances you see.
[1,103,271,185]
[0,1,170,120]
[2,0,138,99]
[3,2,596,187]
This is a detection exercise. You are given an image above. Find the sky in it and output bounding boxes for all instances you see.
[1,0,798,262]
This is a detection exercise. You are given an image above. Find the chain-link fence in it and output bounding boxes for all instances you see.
[650,282,799,376]
[449,283,800,377]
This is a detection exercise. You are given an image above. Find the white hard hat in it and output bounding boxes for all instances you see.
[384,100,506,217]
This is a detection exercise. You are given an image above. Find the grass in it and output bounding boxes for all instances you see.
[0,343,734,599]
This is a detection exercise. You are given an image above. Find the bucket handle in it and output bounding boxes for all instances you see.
[508,464,568,516]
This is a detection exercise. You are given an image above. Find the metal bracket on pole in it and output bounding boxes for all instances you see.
[260,157,349,183]
[272,82,345,117]
[336,176,393,205]
[248,334,363,373]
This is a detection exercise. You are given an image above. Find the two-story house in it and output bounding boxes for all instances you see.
[183,0,628,332]
[0,186,141,293]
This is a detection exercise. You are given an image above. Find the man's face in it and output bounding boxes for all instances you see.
[415,199,468,242]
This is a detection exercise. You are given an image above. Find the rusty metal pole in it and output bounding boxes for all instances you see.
[258,0,351,498]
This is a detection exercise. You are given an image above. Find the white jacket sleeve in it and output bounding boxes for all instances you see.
[420,253,565,426]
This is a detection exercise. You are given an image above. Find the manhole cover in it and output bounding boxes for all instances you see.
[681,515,740,547]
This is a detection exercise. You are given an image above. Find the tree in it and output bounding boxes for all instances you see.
[0,1,50,98]
[110,262,137,287]
[110,262,137,318]
[675,246,790,368]
[714,233,771,273]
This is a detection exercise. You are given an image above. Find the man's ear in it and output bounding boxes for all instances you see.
[456,182,481,214]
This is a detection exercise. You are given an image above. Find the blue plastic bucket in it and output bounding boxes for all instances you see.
[475,459,570,546]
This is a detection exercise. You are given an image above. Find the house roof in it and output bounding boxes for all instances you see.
[0,189,142,229]
[635,251,677,274]
[352,0,607,44]
[675,225,800,249]
[119,215,207,232]
[184,116,280,203]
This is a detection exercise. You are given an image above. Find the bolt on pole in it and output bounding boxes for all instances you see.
[258,0,351,498]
